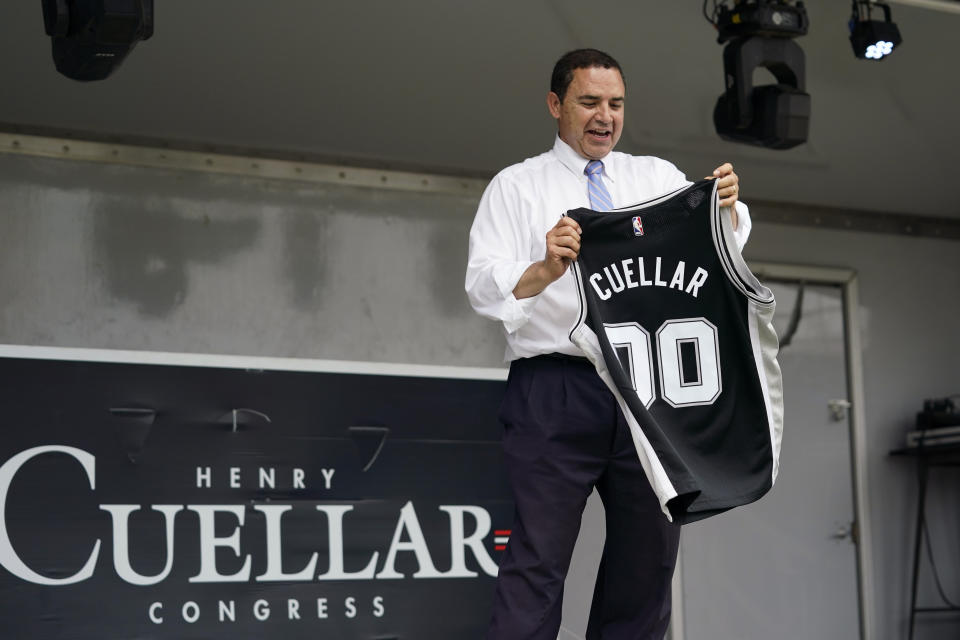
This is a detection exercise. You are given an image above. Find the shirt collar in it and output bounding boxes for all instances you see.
[551,135,618,184]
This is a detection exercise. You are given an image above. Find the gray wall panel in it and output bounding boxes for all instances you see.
[1,149,958,639]
[0,153,505,366]
[744,223,960,640]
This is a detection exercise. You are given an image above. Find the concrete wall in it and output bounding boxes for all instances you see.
[0,152,501,366]
[744,223,960,640]
[1,148,958,639]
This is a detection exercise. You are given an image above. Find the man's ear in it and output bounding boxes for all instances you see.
[546,91,562,119]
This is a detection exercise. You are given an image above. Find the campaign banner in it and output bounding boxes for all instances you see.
[0,351,510,639]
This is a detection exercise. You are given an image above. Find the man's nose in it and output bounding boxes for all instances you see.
[595,104,611,123]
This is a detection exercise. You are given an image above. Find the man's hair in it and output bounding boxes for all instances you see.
[550,49,624,103]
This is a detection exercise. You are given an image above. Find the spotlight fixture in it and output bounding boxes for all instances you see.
[714,0,809,43]
[41,0,154,81]
[849,1,902,61]
[704,1,811,149]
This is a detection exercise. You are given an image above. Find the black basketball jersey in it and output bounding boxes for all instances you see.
[566,179,783,524]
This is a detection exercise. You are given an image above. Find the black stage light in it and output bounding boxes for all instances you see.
[705,1,811,149]
[849,1,902,60]
[715,0,809,43]
[713,37,810,149]
[41,0,154,81]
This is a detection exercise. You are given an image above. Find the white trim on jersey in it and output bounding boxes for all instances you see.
[568,226,681,521]
[573,323,680,521]
[712,190,784,486]
[749,302,783,483]
[711,191,774,305]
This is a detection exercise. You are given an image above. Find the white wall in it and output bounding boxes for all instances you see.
[0,152,501,366]
[744,222,960,640]
[1,148,957,639]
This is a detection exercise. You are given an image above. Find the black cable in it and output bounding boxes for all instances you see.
[702,0,721,27]
[852,0,870,22]
[778,281,805,349]
[852,0,883,21]
[920,509,960,608]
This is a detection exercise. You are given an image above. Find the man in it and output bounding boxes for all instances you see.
[465,49,750,640]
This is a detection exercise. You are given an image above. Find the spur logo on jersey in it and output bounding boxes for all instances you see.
[631,216,644,236]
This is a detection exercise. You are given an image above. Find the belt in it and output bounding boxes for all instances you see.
[536,352,591,365]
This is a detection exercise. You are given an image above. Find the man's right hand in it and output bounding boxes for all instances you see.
[512,217,582,300]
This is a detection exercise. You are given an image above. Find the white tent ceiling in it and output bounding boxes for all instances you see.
[0,1,957,219]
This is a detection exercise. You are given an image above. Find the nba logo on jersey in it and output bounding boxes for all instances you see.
[632,216,644,236]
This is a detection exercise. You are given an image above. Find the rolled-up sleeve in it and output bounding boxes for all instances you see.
[731,200,752,251]
[465,174,540,334]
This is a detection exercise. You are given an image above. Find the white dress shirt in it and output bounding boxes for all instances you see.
[465,136,753,362]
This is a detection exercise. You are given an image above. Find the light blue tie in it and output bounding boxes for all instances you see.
[585,160,613,211]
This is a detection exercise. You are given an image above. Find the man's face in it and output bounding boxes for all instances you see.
[547,66,625,160]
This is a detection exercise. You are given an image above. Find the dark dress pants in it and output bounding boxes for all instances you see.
[485,355,681,640]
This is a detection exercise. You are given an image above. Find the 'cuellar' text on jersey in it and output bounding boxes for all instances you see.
[588,256,709,301]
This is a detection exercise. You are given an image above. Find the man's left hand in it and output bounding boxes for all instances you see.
[707,163,740,230]
[709,163,740,208]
